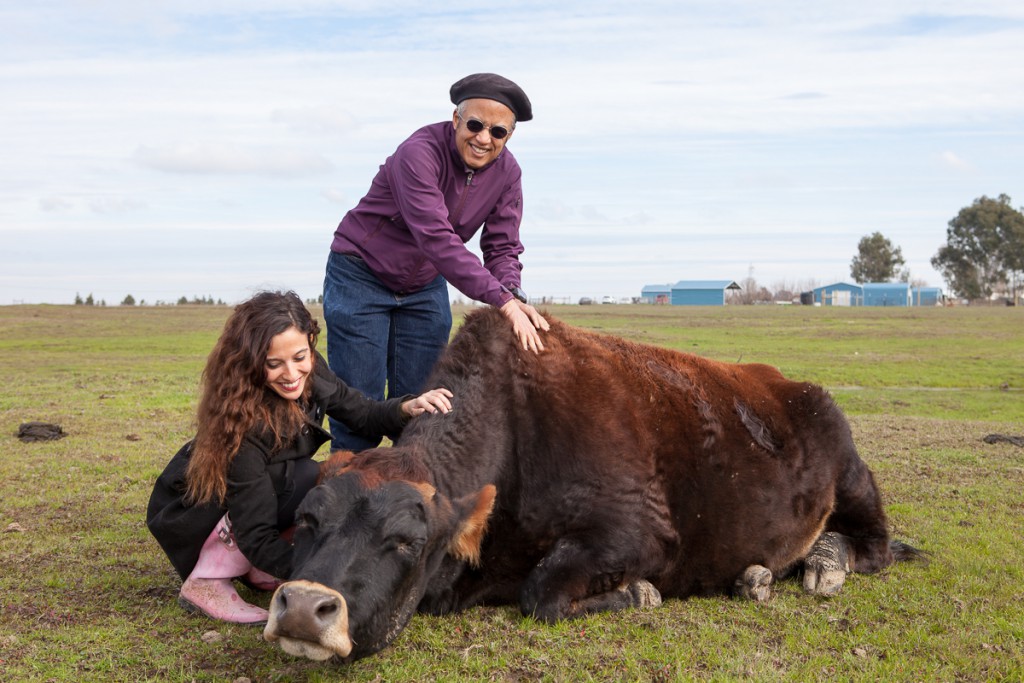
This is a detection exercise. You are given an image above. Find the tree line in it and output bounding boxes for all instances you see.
[931,194,1023,301]
[75,294,227,306]
[848,194,1022,302]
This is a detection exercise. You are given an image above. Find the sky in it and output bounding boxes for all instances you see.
[2,1,1023,305]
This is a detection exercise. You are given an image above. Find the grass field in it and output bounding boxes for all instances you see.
[1,303,1022,682]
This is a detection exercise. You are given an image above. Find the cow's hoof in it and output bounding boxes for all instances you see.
[803,531,851,596]
[628,580,662,609]
[734,564,773,601]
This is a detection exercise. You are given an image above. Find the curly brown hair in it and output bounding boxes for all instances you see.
[185,290,320,505]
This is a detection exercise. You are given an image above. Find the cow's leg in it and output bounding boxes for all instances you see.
[518,538,661,622]
[567,579,662,616]
[803,450,897,596]
[803,531,852,596]
[733,564,773,602]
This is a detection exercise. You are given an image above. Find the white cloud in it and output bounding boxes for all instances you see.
[89,197,147,214]
[132,143,334,176]
[271,106,359,135]
[320,188,349,204]
[938,150,974,171]
[39,197,73,212]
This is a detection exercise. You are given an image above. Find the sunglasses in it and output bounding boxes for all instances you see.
[459,114,511,140]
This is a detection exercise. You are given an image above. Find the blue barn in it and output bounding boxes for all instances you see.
[862,282,911,307]
[811,282,863,306]
[640,284,672,304]
[670,280,740,306]
[640,281,740,306]
[911,287,944,306]
[810,282,941,306]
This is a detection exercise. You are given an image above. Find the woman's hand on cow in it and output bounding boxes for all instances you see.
[499,299,550,354]
[402,388,454,417]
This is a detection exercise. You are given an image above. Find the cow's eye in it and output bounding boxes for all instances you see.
[296,512,319,531]
[389,535,424,557]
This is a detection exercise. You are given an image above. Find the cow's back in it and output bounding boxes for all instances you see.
[416,309,866,599]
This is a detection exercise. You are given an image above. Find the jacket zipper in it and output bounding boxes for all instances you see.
[450,170,474,228]
[400,169,475,292]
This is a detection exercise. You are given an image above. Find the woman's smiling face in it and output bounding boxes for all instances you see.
[265,326,312,401]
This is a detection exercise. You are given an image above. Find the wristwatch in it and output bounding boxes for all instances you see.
[508,286,528,303]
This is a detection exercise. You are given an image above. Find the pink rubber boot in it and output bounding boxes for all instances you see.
[244,565,282,592]
[243,524,290,591]
[178,515,270,625]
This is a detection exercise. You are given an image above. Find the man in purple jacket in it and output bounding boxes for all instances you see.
[323,73,550,451]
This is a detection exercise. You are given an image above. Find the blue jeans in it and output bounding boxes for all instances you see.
[322,251,452,451]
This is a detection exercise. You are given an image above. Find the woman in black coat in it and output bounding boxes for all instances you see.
[147,291,451,625]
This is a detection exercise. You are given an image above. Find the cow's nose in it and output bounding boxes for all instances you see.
[281,585,340,621]
[264,580,352,658]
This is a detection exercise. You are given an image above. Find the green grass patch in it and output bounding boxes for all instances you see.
[1,303,1022,681]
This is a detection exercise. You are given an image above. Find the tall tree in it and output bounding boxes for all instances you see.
[850,232,906,283]
[931,194,1024,301]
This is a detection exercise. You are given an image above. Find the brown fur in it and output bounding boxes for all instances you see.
[396,309,898,600]
[276,308,914,660]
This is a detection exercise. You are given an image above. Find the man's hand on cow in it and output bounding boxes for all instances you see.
[499,299,550,353]
[402,388,454,418]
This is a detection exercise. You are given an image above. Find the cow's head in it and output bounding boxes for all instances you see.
[263,471,496,661]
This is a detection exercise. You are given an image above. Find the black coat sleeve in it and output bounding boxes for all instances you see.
[225,436,296,578]
[311,352,413,441]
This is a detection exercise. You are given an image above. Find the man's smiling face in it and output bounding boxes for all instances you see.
[452,98,515,170]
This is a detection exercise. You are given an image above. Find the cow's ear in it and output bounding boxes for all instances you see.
[411,481,437,501]
[319,450,356,482]
[448,485,496,567]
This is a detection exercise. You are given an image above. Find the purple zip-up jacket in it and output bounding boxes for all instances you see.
[330,121,524,308]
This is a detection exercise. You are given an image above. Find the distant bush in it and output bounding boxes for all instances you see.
[176,295,226,306]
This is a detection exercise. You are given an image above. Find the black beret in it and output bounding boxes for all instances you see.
[449,73,533,122]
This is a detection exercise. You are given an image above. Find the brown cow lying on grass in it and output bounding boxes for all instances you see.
[263,308,923,661]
